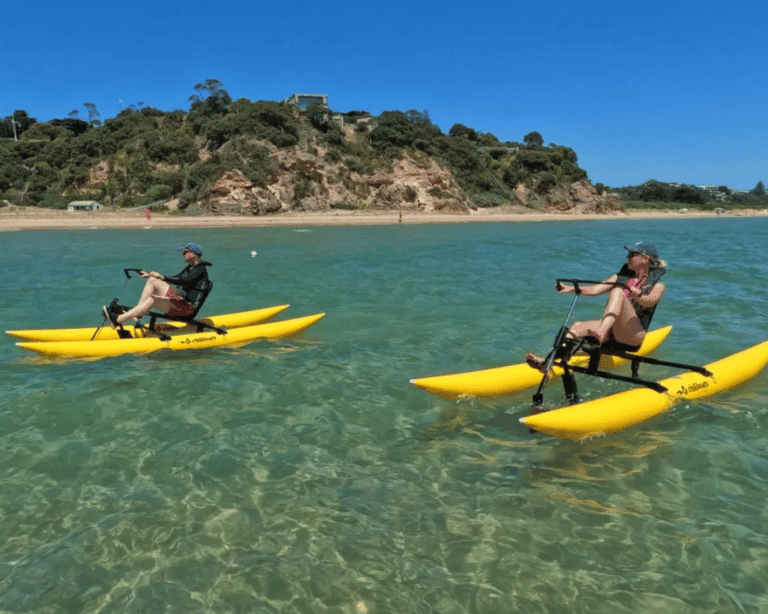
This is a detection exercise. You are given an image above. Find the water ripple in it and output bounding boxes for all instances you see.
[1,220,767,613]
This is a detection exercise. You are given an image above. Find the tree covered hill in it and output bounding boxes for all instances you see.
[1,81,606,214]
[605,179,767,210]
[3,81,759,214]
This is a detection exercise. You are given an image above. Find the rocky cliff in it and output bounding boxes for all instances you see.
[189,138,621,216]
[510,180,622,214]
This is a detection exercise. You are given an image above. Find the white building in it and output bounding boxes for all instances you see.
[67,201,104,212]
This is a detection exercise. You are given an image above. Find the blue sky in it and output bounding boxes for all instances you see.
[4,0,765,190]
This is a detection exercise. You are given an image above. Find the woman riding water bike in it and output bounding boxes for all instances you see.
[526,242,666,371]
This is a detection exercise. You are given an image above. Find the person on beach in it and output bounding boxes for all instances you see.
[144,208,152,221]
[526,242,666,371]
[102,243,211,328]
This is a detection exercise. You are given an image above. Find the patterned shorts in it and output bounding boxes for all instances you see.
[165,287,194,317]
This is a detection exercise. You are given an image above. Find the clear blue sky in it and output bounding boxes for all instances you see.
[4,0,765,190]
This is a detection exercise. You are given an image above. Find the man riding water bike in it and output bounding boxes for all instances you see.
[103,243,211,328]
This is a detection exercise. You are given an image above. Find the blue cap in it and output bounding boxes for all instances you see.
[625,241,659,259]
[180,242,203,256]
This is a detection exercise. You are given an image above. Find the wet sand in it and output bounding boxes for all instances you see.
[1,206,766,230]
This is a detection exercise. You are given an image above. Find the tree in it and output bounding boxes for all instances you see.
[21,122,70,141]
[50,117,89,136]
[523,131,544,148]
[84,102,101,127]
[752,180,765,196]
[0,116,14,140]
[1,110,36,140]
[448,123,478,141]
[477,132,500,147]
[188,79,232,115]
[304,103,328,126]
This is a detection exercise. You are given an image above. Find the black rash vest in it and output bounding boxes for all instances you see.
[162,260,212,306]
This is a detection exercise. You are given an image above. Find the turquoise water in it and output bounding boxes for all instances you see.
[1,217,767,613]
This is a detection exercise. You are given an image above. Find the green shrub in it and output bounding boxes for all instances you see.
[535,172,557,194]
[155,169,185,194]
[20,123,71,142]
[472,192,504,208]
[330,201,357,210]
[146,133,196,164]
[294,180,313,200]
[622,200,684,210]
[142,184,174,204]
[39,193,71,209]
[114,193,139,208]
[185,159,224,193]
[295,162,323,183]
[344,157,367,174]
[3,188,21,203]
[518,150,556,174]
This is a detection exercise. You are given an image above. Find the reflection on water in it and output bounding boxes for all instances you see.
[1,219,767,613]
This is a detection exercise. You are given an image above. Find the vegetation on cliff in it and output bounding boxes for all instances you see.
[604,179,768,211]
[0,81,597,213]
[2,81,765,213]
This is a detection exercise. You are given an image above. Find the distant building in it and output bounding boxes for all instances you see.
[285,94,379,130]
[285,93,328,110]
[67,200,103,212]
[285,93,332,125]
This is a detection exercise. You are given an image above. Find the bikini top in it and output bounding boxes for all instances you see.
[615,264,666,331]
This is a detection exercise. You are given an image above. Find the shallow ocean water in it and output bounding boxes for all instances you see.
[1,217,767,613]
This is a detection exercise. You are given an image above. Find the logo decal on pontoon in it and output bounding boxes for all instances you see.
[178,335,217,345]
[676,381,710,395]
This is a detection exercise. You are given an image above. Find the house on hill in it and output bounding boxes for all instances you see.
[67,200,104,212]
[285,92,346,126]
[285,93,328,109]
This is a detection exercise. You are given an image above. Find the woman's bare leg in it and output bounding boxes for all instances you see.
[586,287,645,346]
[526,289,646,370]
[525,328,582,372]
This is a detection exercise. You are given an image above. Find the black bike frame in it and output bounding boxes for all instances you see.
[531,279,712,408]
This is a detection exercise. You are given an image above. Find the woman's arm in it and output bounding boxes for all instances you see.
[630,282,665,307]
[556,274,619,296]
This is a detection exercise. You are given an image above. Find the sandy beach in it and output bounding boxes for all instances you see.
[1,206,766,231]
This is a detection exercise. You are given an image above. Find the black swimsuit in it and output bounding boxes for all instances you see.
[615,264,666,331]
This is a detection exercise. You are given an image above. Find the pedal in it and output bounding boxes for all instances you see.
[109,298,130,314]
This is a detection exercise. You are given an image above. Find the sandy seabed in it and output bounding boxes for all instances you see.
[1,206,766,231]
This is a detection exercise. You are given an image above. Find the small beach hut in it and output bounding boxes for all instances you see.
[67,201,104,212]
